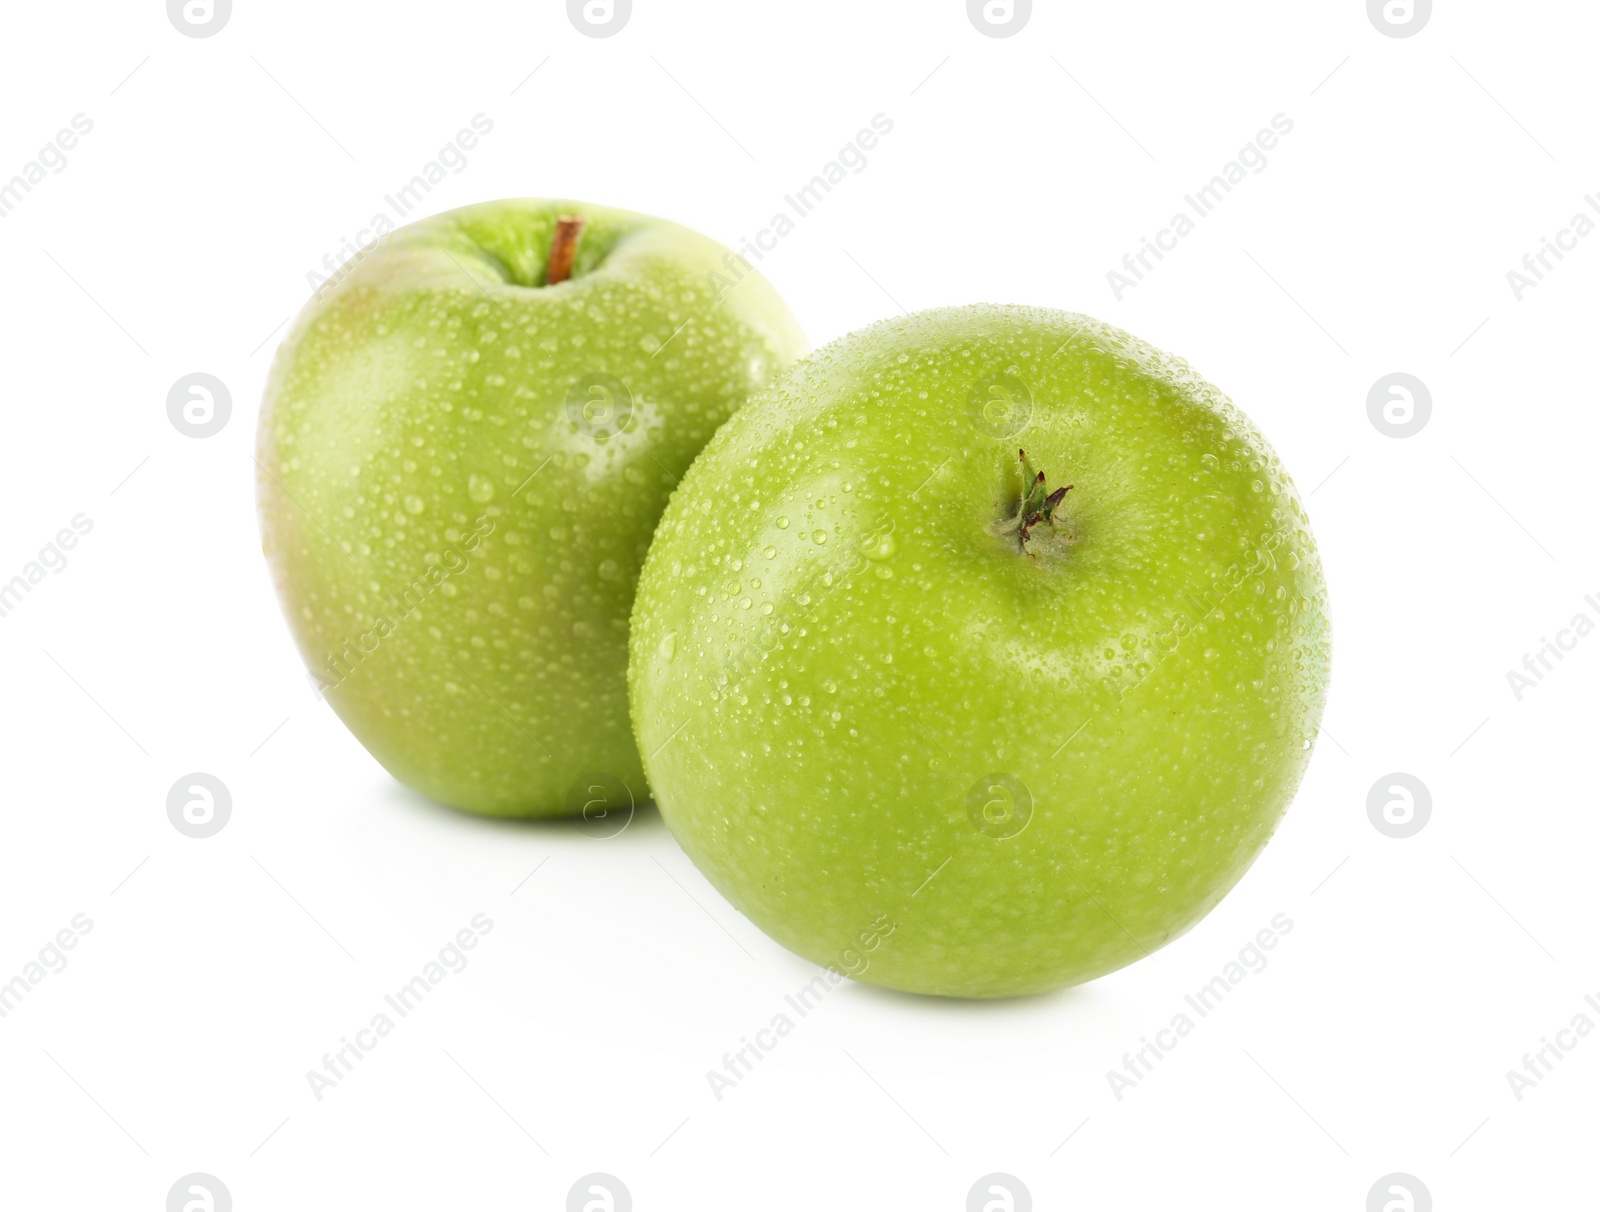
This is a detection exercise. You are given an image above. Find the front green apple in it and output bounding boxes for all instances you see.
[629,305,1329,997]
[258,199,805,816]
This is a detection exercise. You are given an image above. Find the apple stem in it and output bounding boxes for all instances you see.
[546,214,585,285]
[997,449,1074,556]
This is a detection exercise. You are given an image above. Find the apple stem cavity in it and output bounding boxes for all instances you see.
[546,214,586,286]
[995,448,1074,558]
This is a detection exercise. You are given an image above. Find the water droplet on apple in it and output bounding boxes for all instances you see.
[403,494,425,515]
[775,516,789,529]
[468,474,495,502]
[660,633,676,662]
[859,530,896,560]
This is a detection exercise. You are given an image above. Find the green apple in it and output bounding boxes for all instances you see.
[258,199,805,816]
[629,305,1329,997]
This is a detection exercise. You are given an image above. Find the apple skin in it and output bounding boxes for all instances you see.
[629,305,1329,997]
[258,199,805,816]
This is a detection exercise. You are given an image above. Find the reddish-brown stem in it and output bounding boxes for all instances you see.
[546,214,585,285]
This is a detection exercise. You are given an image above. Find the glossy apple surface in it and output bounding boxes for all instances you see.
[629,305,1329,996]
[259,199,805,816]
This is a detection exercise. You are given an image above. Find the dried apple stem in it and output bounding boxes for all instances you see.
[995,448,1074,556]
[546,214,585,285]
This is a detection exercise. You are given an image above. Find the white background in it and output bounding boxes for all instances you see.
[0,1,1593,1208]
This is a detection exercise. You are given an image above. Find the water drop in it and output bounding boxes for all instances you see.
[860,531,896,561]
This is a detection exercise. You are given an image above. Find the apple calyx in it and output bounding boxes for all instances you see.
[546,214,586,285]
[995,449,1073,557]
